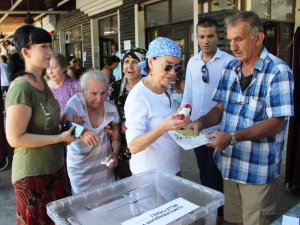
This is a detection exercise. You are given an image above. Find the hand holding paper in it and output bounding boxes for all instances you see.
[168,129,211,150]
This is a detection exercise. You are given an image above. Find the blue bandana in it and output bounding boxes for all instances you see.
[138,37,182,76]
[146,37,182,58]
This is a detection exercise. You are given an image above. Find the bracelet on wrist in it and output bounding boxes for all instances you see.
[230,131,237,146]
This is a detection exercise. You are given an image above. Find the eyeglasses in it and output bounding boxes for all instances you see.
[164,63,183,73]
[201,64,209,83]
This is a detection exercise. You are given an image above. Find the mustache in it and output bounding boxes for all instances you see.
[232,49,243,54]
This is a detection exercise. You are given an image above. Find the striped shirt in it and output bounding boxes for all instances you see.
[213,48,294,184]
[64,93,120,193]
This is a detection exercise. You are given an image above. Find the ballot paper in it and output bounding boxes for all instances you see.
[282,215,300,225]
[168,130,211,150]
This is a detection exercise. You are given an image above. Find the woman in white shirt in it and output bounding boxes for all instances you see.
[125,37,189,175]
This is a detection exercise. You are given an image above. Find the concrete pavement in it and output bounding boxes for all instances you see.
[0,161,15,225]
[0,149,300,225]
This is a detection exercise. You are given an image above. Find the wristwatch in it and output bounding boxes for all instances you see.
[230,131,237,146]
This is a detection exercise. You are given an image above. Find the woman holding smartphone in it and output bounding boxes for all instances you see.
[5,25,76,224]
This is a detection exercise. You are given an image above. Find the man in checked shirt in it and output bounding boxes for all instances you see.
[188,11,294,225]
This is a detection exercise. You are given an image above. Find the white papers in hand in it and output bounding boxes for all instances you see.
[168,130,211,150]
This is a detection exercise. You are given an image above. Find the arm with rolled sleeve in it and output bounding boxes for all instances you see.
[206,63,294,151]
[234,66,294,142]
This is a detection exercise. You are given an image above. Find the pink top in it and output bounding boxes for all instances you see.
[49,76,81,114]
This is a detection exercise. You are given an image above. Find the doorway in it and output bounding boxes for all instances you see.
[66,41,82,61]
[263,21,293,66]
[145,21,194,72]
[98,14,119,70]
[99,37,115,69]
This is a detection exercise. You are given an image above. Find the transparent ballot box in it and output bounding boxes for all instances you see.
[47,170,224,225]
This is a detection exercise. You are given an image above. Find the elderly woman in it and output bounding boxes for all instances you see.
[63,70,120,193]
[47,53,81,114]
[124,37,189,175]
[110,48,147,178]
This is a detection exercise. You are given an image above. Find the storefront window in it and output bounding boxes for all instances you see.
[65,26,82,59]
[146,0,194,27]
[252,0,270,19]
[145,0,194,69]
[252,0,293,21]
[146,1,169,27]
[271,0,293,20]
[173,24,186,62]
[278,23,293,65]
[99,16,118,37]
[68,27,82,43]
[52,32,60,53]
[66,42,82,60]
[189,23,194,58]
[210,0,239,11]
[98,14,118,69]
[172,0,193,23]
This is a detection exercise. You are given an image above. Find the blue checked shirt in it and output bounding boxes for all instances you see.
[213,48,294,184]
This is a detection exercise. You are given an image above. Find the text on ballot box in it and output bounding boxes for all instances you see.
[121,198,200,225]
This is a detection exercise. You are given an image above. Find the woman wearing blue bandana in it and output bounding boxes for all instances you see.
[124,37,189,175]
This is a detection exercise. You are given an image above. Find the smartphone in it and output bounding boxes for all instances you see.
[62,120,85,138]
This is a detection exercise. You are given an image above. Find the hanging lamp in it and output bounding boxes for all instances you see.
[24,12,34,24]
[45,0,59,10]
[24,0,34,25]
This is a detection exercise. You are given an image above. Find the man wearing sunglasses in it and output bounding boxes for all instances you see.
[181,18,233,225]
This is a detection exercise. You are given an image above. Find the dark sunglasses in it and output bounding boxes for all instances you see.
[164,63,183,73]
[201,64,209,83]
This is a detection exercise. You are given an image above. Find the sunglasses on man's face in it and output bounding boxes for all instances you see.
[201,64,209,83]
[163,63,183,73]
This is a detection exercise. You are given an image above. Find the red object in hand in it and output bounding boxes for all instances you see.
[178,104,192,120]
[184,104,192,110]
[178,115,184,120]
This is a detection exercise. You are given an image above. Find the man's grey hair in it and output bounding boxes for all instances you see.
[80,70,109,91]
[225,11,263,37]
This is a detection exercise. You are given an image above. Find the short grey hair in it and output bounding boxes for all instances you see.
[80,70,109,91]
[51,52,67,68]
[225,11,263,37]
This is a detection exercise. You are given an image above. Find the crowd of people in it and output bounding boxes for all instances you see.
[0,10,294,225]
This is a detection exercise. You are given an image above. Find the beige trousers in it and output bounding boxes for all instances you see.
[223,179,278,225]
